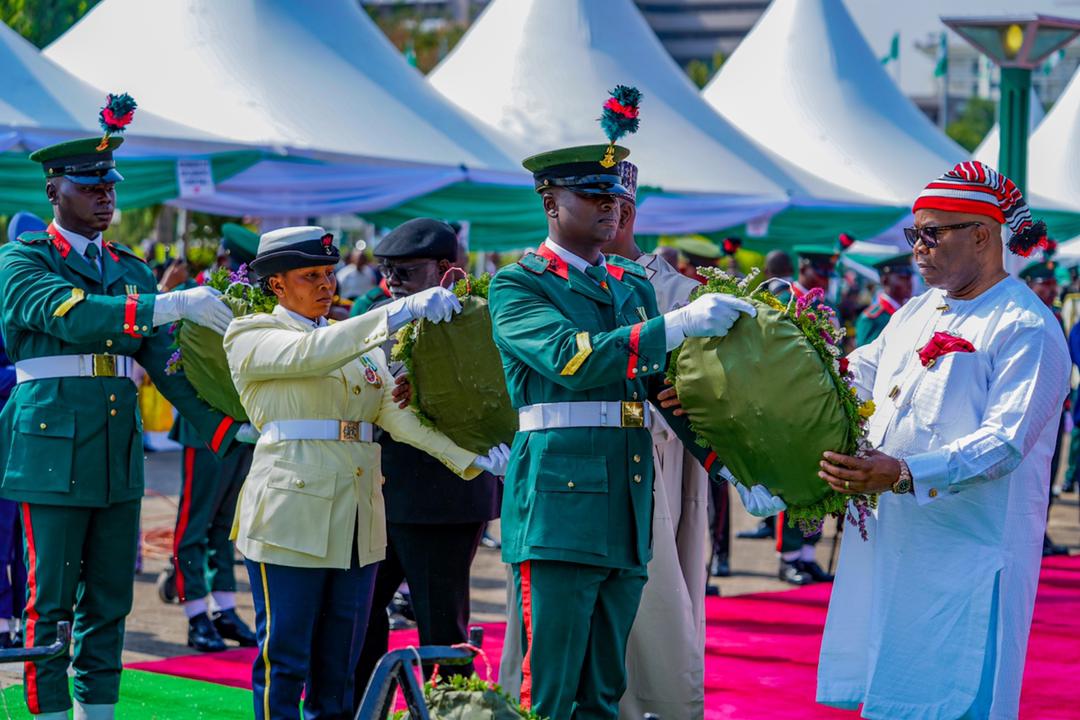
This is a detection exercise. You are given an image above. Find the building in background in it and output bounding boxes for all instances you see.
[634,0,768,66]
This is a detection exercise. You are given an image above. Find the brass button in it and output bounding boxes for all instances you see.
[355,467,364,477]
[567,481,575,488]
[353,386,361,395]
[296,480,306,488]
[633,454,641,463]
[633,474,642,483]
[652,364,660,370]
[105,339,113,348]
[888,386,900,400]
[39,423,47,430]
[632,392,639,400]
[630,367,637,374]
[640,364,648,372]
[110,409,117,417]
[122,323,130,330]
[109,394,116,402]
[141,325,149,332]
[928,488,938,498]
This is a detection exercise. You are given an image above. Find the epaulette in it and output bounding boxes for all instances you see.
[106,241,149,264]
[606,254,647,278]
[16,231,53,246]
[517,252,550,275]
[861,303,885,320]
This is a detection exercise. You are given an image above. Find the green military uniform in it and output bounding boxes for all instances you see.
[489,144,721,719]
[0,137,239,716]
[854,254,913,347]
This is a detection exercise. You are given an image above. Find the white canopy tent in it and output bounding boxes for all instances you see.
[426,0,881,236]
[702,0,968,208]
[0,19,232,155]
[1025,67,1080,213]
[44,0,531,217]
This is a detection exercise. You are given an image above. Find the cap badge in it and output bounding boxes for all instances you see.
[321,233,334,255]
[599,146,617,169]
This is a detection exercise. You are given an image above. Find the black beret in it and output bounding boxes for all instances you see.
[375,218,458,261]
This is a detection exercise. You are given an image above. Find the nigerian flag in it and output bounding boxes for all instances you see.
[881,32,899,65]
[934,33,948,77]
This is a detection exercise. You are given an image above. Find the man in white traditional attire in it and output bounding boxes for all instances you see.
[815,161,1070,720]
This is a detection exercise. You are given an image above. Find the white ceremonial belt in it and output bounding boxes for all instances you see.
[518,401,652,431]
[261,419,375,443]
[15,354,134,383]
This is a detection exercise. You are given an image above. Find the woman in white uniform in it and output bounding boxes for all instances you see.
[224,226,509,720]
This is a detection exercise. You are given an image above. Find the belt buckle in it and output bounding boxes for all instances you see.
[621,401,645,428]
[91,354,117,377]
[338,420,361,442]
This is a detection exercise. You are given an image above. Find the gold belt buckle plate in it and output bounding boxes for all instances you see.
[338,420,361,442]
[92,354,118,377]
[621,401,645,428]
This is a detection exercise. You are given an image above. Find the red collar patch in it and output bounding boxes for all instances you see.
[535,244,570,280]
[46,223,72,259]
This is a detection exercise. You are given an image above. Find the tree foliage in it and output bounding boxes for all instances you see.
[364,4,467,74]
[0,0,99,47]
[946,97,996,152]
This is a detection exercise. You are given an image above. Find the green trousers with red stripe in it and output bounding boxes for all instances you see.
[21,499,140,714]
[512,560,646,720]
[777,510,821,554]
[173,444,252,602]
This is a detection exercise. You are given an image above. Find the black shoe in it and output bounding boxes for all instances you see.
[213,608,257,647]
[779,560,813,586]
[390,591,415,622]
[0,632,14,650]
[1043,535,1070,557]
[710,554,731,578]
[705,583,721,597]
[187,613,227,653]
[480,532,501,550]
[737,521,775,540]
[798,560,834,583]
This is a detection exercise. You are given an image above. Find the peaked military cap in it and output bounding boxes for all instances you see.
[872,253,914,276]
[29,136,125,185]
[251,226,339,280]
[375,218,458,260]
[672,236,721,260]
[1019,260,1057,282]
[221,223,260,265]
[523,144,631,197]
[794,244,838,273]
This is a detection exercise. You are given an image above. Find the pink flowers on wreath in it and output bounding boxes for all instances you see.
[165,348,183,376]
[228,263,251,286]
[795,287,825,317]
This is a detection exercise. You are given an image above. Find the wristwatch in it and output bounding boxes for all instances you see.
[891,459,913,495]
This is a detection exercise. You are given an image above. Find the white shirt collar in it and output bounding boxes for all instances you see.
[52,220,102,259]
[544,238,607,277]
[283,307,328,330]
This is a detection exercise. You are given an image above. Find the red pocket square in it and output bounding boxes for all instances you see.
[918,332,975,367]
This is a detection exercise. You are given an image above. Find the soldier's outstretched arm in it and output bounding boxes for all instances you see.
[488,271,668,391]
[0,249,155,345]
[137,327,240,458]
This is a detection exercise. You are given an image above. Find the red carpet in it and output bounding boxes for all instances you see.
[129,556,1080,718]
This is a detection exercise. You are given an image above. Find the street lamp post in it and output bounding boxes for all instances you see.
[941,14,1080,194]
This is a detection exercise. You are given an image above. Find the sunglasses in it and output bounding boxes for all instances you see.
[903,222,982,249]
[377,261,433,282]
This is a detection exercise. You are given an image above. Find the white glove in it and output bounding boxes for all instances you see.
[235,423,260,444]
[472,443,511,476]
[735,482,787,518]
[385,287,463,332]
[153,286,233,335]
[664,294,756,350]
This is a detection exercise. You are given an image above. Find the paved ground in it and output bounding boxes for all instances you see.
[3,447,1077,680]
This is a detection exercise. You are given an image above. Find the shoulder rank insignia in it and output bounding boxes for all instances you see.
[16,231,53,246]
[517,252,550,275]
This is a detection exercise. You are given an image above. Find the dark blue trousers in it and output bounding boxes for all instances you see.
[0,499,25,620]
[246,556,377,720]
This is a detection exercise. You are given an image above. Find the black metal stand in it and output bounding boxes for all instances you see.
[0,621,71,664]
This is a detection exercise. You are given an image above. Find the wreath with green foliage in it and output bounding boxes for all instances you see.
[392,673,547,720]
[391,274,517,456]
[164,264,277,422]
[668,267,877,537]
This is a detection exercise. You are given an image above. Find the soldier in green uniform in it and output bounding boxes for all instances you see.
[0,130,255,720]
[164,223,259,653]
[488,142,777,719]
[854,253,914,347]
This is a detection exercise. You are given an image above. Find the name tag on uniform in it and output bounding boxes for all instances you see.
[360,356,382,388]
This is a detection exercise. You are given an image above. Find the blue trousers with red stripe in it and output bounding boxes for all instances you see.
[246,556,377,720]
[21,500,140,714]
[513,560,647,720]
